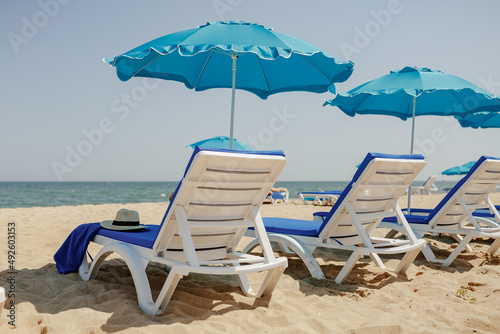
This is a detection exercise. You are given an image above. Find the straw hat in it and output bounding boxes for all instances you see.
[100,209,145,231]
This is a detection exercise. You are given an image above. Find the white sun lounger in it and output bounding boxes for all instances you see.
[244,153,427,284]
[380,156,500,266]
[409,175,438,195]
[298,191,342,205]
[265,190,289,204]
[79,148,288,315]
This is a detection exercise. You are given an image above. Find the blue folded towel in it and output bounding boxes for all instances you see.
[54,223,102,274]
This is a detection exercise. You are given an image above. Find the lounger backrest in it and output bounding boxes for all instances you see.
[426,156,500,227]
[319,153,426,244]
[422,175,437,190]
[153,147,286,263]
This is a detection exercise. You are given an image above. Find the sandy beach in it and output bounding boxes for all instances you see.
[1,193,500,333]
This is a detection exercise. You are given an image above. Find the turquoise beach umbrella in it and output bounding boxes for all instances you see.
[187,136,254,151]
[324,66,500,154]
[442,161,476,175]
[324,66,500,211]
[456,111,500,129]
[104,20,354,148]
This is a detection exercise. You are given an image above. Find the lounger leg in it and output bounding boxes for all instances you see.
[153,267,184,315]
[237,264,286,298]
[409,230,439,263]
[475,217,499,228]
[394,248,421,274]
[299,194,307,205]
[420,244,441,263]
[80,243,164,315]
[269,234,323,279]
[78,253,90,279]
[256,266,286,297]
[443,233,475,266]
[236,272,255,296]
[335,250,362,284]
[487,238,500,255]
[242,235,324,279]
[449,234,472,253]
[382,220,404,239]
[369,253,385,269]
[79,250,114,281]
[277,242,294,255]
[385,230,399,238]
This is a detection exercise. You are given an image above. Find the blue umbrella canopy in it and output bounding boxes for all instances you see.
[324,66,500,154]
[324,66,500,211]
[105,20,354,147]
[187,136,254,151]
[324,66,500,121]
[456,111,500,129]
[442,161,476,175]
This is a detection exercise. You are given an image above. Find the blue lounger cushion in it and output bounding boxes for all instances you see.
[472,210,499,218]
[98,224,161,249]
[312,212,328,220]
[401,207,499,218]
[251,217,323,237]
[315,210,433,224]
[381,215,430,224]
[313,209,431,225]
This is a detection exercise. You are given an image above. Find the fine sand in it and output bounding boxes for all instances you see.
[1,193,500,333]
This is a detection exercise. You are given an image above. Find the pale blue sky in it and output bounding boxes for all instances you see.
[2,0,500,182]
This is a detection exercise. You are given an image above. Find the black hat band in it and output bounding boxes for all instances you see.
[113,220,140,226]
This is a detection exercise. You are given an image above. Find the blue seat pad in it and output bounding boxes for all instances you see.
[256,217,323,236]
[402,207,500,218]
[317,209,434,224]
[382,215,428,224]
[97,224,161,249]
[312,212,328,219]
[472,210,496,218]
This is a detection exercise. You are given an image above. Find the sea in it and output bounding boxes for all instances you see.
[0,181,458,209]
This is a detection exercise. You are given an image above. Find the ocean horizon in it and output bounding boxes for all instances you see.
[0,181,457,209]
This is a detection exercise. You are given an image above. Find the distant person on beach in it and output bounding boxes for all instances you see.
[269,187,288,196]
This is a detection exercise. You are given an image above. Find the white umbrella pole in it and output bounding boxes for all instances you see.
[410,96,416,154]
[407,95,417,214]
[229,54,237,149]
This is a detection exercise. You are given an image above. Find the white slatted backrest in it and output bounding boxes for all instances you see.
[153,150,286,263]
[429,159,500,228]
[422,175,437,190]
[320,157,426,245]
